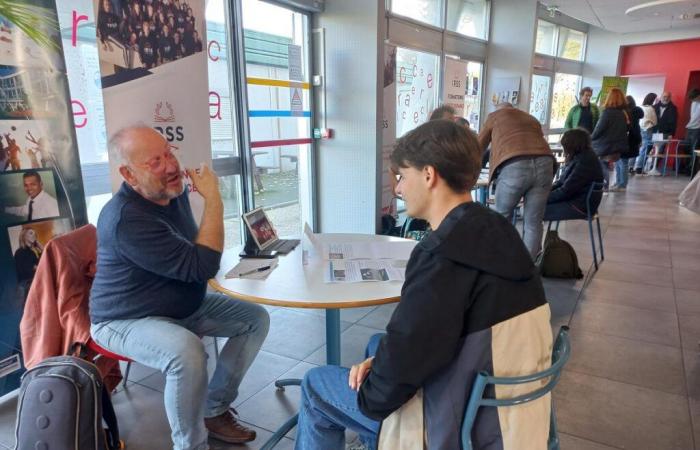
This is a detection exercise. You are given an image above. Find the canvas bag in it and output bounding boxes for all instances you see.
[537,230,584,279]
[14,355,121,450]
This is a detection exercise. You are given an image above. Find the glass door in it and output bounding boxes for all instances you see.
[241,0,314,238]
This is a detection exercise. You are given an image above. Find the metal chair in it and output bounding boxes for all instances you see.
[547,182,605,270]
[461,326,571,450]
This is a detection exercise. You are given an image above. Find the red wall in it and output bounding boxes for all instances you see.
[619,38,700,138]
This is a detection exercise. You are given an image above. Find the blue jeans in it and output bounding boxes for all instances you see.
[494,156,554,259]
[614,158,629,188]
[91,293,270,450]
[295,334,383,450]
[635,129,653,170]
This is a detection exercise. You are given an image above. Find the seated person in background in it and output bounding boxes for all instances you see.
[544,128,604,221]
[295,120,553,450]
[89,126,269,450]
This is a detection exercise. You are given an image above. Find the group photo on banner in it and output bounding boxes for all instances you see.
[0,0,86,394]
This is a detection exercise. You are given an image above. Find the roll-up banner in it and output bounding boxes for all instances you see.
[0,0,87,395]
[93,0,211,218]
[443,58,468,118]
[381,44,396,217]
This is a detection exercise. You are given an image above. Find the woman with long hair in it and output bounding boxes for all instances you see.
[544,128,604,221]
[634,93,658,174]
[591,88,630,191]
[620,95,643,187]
[14,227,43,302]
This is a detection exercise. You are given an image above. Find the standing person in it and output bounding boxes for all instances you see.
[686,89,700,178]
[634,93,658,174]
[655,91,679,138]
[295,120,553,450]
[429,105,456,121]
[616,95,643,190]
[591,88,629,191]
[478,103,554,259]
[564,86,600,133]
[89,126,269,449]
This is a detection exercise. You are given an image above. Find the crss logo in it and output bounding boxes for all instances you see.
[154,126,184,142]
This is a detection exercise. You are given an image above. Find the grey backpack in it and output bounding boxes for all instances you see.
[536,230,584,279]
[14,355,121,450]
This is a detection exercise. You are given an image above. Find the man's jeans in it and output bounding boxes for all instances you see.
[494,156,554,259]
[91,293,270,450]
[295,334,383,450]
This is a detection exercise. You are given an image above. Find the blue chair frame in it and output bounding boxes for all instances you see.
[547,182,605,270]
[461,326,571,450]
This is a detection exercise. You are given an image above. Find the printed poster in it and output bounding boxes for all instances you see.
[0,0,87,395]
[598,76,628,107]
[443,58,468,118]
[93,0,211,218]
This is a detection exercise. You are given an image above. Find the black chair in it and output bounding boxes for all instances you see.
[546,182,605,270]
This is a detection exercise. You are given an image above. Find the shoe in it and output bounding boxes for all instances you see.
[648,169,661,176]
[205,409,256,444]
[610,186,626,192]
[635,168,642,175]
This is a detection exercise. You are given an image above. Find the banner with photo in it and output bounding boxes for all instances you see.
[443,58,468,118]
[380,44,396,217]
[93,0,211,217]
[0,0,87,395]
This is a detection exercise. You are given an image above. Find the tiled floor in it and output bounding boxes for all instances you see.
[1,175,699,449]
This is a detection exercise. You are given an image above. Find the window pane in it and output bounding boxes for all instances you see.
[557,27,585,61]
[530,74,551,125]
[535,20,557,56]
[391,0,444,28]
[445,0,489,39]
[395,47,440,138]
[464,61,483,130]
[550,73,581,129]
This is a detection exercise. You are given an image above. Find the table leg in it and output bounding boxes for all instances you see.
[326,309,341,365]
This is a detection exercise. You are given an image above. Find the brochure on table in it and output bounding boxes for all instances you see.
[325,259,408,283]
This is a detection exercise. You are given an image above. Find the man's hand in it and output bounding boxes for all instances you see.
[188,164,221,202]
[349,357,374,391]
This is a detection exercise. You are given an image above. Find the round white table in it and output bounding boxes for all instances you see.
[209,233,411,365]
[210,233,412,449]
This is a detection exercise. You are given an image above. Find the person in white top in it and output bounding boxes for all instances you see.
[634,93,658,174]
[687,88,700,178]
[4,171,59,221]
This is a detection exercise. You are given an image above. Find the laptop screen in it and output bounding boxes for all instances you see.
[242,208,278,250]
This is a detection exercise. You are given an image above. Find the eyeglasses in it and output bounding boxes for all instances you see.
[131,144,179,173]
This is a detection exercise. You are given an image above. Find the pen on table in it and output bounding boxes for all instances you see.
[239,266,271,277]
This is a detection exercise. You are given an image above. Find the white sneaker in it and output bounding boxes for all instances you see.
[647,169,661,176]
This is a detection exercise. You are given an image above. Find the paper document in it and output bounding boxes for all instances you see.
[323,241,416,260]
[325,259,408,283]
[225,258,279,280]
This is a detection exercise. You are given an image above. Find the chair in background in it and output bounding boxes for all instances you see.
[461,326,571,450]
[547,182,605,270]
[663,140,691,176]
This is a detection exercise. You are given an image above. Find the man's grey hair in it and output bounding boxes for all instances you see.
[496,102,513,109]
[108,123,152,166]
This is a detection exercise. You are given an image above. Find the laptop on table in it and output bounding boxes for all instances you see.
[241,208,300,258]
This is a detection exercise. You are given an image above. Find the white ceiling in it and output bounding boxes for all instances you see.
[538,0,700,33]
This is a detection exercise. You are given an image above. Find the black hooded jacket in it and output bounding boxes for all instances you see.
[358,201,548,420]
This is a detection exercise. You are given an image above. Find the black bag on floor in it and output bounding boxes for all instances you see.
[15,355,122,450]
[537,230,584,279]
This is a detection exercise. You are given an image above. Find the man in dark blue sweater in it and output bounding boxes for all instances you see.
[90,126,269,449]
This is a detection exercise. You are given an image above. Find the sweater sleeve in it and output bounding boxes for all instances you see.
[358,249,475,420]
[590,110,609,141]
[115,209,221,283]
[564,107,574,129]
[477,115,493,153]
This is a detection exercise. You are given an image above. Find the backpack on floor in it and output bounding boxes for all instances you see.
[14,355,122,450]
[537,230,584,279]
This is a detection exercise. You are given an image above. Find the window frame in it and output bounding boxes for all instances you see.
[535,19,587,63]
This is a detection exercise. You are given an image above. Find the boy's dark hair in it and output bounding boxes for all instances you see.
[689,88,700,101]
[579,86,593,98]
[429,105,456,121]
[390,120,481,193]
[560,128,592,163]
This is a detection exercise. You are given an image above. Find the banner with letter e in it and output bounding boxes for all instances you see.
[93,0,211,218]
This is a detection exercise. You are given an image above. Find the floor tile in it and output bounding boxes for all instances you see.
[262,309,351,361]
[287,306,377,324]
[671,241,700,256]
[570,302,680,347]
[558,433,622,450]
[689,397,700,448]
[580,278,676,312]
[683,348,700,400]
[357,303,397,330]
[602,245,672,268]
[554,371,693,450]
[304,323,383,367]
[594,261,674,288]
[672,253,700,271]
[676,289,700,315]
[674,268,700,291]
[236,361,317,439]
[679,313,700,350]
[599,235,670,253]
[566,330,685,395]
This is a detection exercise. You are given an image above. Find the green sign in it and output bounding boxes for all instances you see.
[597,76,629,107]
